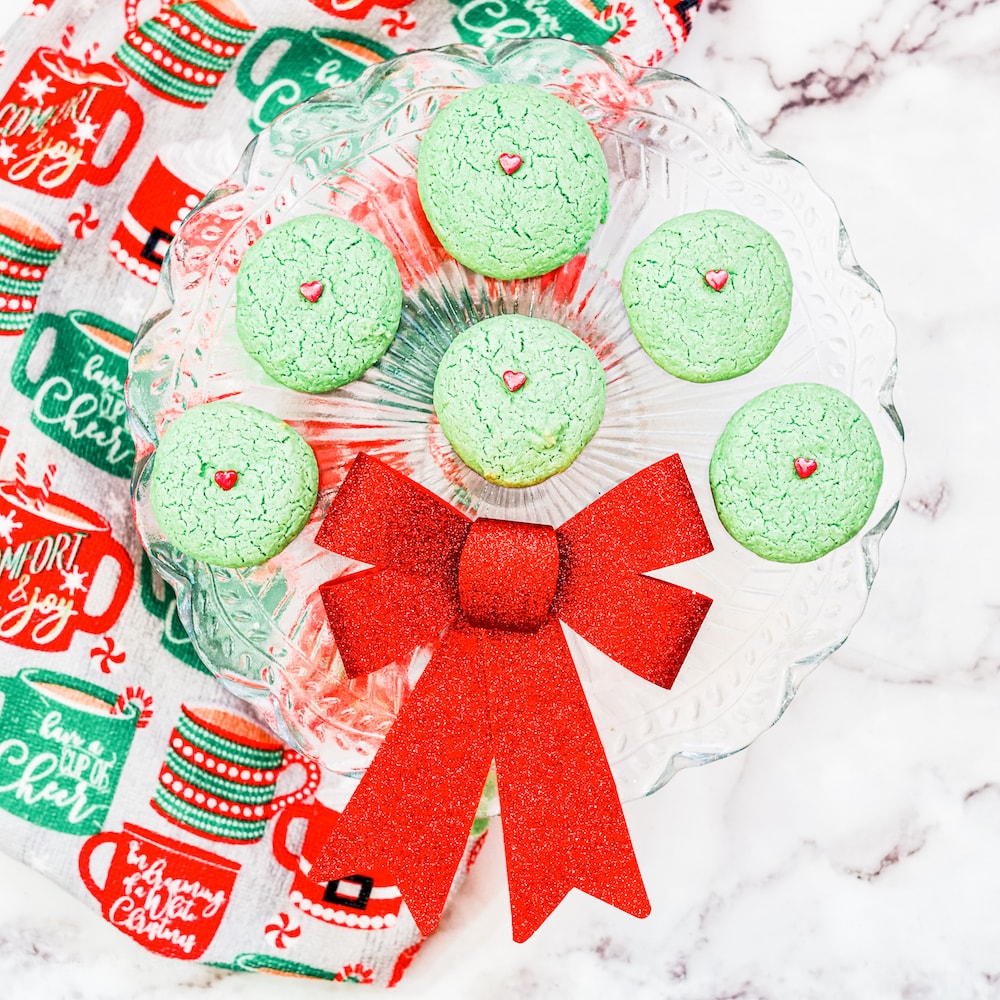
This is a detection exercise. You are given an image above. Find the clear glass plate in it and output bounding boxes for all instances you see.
[128,39,904,808]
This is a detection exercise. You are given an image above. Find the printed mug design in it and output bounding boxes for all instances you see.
[140,552,209,672]
[448,0,632,47]
[11,309,136,477]
[273,800,403,930]
[109,154,204,284]
[79,822,240,959]
[304,0,412,21]
[0,479,133,651]
[0,667,141,835]
[151,706,321,844]
[235,27,394,133]
[0,208,61,336]
[212,953,339,978]
[114,0,256,108]
[0,47,143,197]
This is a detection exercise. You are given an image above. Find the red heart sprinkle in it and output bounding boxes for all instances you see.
[498,152,523,175]
[794,457,818,479]
[704,269,729,291]
[214,470,238,491]
[502,370,527,392]
[299,280,324,303]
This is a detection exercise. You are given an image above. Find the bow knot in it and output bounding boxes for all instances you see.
[458,519,559,632]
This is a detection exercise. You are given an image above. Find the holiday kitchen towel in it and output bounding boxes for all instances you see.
[0,0,702,986]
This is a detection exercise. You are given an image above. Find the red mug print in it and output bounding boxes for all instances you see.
[78,822,240,959]
[273,800,402,930]
[0,481,133,651]
[0,48,143,198]
[110,154,204,285]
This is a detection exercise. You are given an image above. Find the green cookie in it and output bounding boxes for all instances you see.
[709,383,883,563]
[433,315,606,488]
[417,84,608,280]
[622,210,793,382]
[235,214,402,392]
[151,402,318,567]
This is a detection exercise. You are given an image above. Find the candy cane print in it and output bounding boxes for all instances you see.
[112,685,154,728]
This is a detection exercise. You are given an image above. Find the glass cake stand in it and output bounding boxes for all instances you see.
[127,39,904,808]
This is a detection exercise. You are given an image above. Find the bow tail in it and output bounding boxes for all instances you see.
[480,620,651,942]
[311,626,494,936]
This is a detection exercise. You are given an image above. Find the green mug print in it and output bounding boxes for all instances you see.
[139,553,209,673]
[236,27,394,132]
[0,667,140,835]
[221,954,338,978]
[449,0,626,46]
[10,309,135,477]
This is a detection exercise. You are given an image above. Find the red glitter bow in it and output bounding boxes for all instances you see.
[312,454,713,941]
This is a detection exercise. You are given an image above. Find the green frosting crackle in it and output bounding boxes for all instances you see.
[235,214,402,393]
[709,383,883,563]
[433,315,606,488]
[150,402,318,567]
[417,84,608,280]
[622,209,793,382]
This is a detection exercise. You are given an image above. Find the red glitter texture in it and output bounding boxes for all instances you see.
[313,453,713,941]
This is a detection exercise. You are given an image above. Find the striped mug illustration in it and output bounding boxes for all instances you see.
[151,705,321,844]
[0,209,60,335]
[115,0,256,108]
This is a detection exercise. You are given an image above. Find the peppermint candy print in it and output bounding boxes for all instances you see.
[68,201,99,238]
[89,634,126,673]
[264,910,302,949]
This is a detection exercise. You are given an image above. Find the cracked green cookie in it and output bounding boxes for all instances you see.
[433,315,606,487]
[235,214,402,392]
[151,402,319,567]
[709,383,882,563]
[416,84,608,280]
[622,210,793,382]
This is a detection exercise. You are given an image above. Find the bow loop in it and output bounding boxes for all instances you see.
[320,567,460,678]
[558,454,713,574]
[555,573,713,689]
[316,453,471,575]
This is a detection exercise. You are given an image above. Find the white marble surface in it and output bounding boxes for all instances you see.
[3,0,1000,995]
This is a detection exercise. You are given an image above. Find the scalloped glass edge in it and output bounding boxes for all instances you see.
[127,39,905,806]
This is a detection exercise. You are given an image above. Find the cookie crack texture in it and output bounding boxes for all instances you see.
[235,214,402,393]
[622,209,793,383]
[416,84,609,280]
[709,383,882,563]
[433,315,606,488]
[150,402,319,568]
